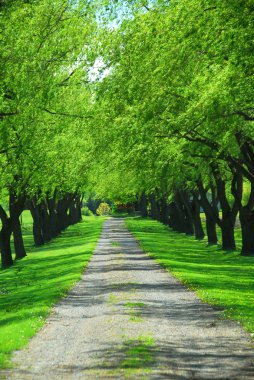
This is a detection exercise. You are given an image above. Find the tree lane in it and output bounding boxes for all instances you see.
[4,218,254,379]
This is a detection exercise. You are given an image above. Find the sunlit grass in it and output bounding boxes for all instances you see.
[0,214,104,368]
[126,217,254,335]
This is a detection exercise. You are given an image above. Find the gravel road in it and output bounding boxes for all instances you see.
[2,218,254,379]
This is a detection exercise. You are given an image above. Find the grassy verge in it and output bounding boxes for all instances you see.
[0,214,105,368]
[126,217,254,336]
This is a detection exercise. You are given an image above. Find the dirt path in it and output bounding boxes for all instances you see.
[3,218,254,379]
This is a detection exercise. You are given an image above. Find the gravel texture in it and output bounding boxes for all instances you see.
[2,217,254,379]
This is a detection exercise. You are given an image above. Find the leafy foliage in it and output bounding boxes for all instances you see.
[96,202,111,215]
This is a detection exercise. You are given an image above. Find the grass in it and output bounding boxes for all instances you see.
[126,217,254,336]
[0,213,105,368]
[125,302,145,308]
[111,241,120,247]
[107,294,119,304]
[125,302,145,322]
[100,334,156,379]
[119,335,155,376]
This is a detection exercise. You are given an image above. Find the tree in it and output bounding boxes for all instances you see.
[90,0,254,254]
[0,0,97,266]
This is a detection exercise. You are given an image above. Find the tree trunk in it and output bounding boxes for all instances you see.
[140,192,148,218]
[239,206,254,256]
[69,198,78,225]
[191,198,205,240]
[168,202,174,228]
[29,201,44,246]
[205,215,218,245]
[57,195,72,231]
[75,196,82,223]
[184,213,194,235]
[0,220,13,267]
[133,195,139,212]
[221,215,236,251]
[211,167,238,251]
[13,217,26,259]
[195,183,219,245]
[47,196,59,238]
[9,190,26,260]
[160,197,169,225]
[175,191,194,235]
[149,194,160,220]
[41,201,51,242]
[169,201,185,233]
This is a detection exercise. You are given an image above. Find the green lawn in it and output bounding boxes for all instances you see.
[126,217,254,336]
[0,213,104,368]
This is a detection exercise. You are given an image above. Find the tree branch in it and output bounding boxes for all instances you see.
[0,204,9,225]
[233,110,254,121]
[41,108,93,119]
[0,145,17,155]
[204,6,217,11]
[0,111,17,119]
